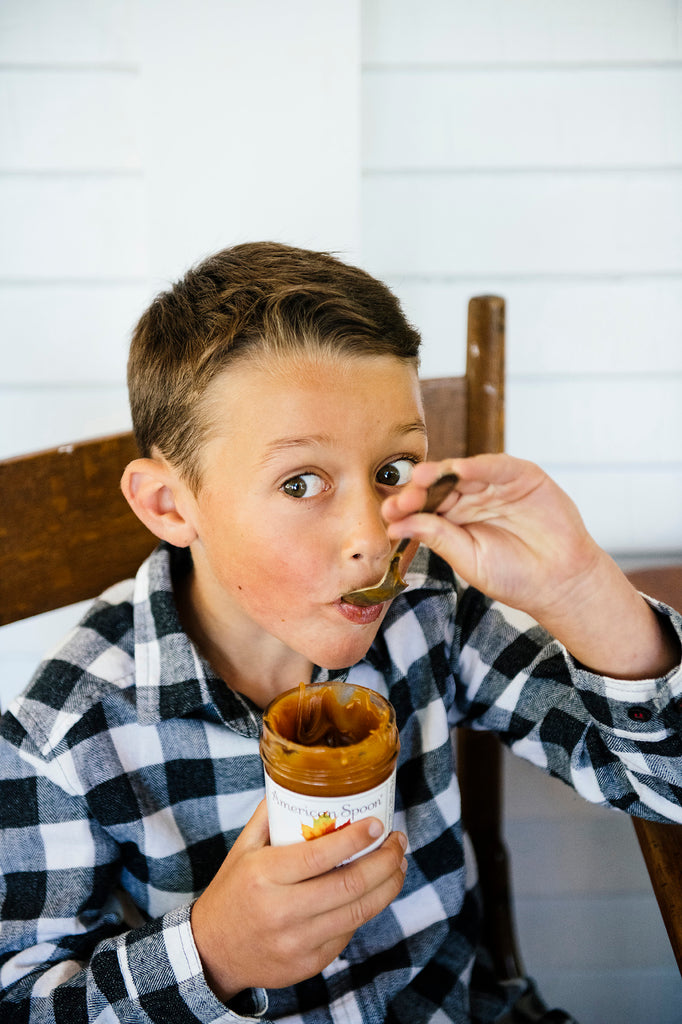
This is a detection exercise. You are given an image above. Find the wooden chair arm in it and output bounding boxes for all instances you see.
[626,564,682,975]
[632,816,682,972]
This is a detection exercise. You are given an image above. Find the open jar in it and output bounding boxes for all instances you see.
[260,681,400,861]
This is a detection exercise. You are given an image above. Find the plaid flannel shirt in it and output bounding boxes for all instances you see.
[2,542,682,1024]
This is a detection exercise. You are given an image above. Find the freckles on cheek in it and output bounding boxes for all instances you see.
[225,525,321,610]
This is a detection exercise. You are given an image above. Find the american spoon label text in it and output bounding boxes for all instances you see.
[264,768,397,864]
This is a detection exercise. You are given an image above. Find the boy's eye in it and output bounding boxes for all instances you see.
[376,458,415,487]
[281,473,325,498]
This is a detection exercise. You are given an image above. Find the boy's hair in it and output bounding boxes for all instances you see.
[128,241,421,491]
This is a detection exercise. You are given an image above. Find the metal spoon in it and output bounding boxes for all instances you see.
[342,472,459,607]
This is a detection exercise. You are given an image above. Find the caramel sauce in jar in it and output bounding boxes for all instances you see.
[260,681,400,855]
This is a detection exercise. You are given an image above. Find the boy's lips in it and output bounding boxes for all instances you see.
[335,598,386,625]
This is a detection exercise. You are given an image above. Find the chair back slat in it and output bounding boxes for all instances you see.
[421,377,468,460]
[0,434,155,625]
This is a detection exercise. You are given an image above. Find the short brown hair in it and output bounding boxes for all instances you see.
[128,241,421,491]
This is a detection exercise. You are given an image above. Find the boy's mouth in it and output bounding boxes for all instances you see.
[335,598,386,625]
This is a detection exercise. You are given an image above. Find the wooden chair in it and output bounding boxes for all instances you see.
[620,566,682,974]
[1,297,681,1017]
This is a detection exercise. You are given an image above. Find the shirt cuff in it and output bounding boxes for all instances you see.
[567,598,682,734]
[110,903,268,1023]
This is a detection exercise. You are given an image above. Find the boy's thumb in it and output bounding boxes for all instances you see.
[232,797,271,854]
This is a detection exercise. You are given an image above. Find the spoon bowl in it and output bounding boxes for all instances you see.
[342,472,458,607]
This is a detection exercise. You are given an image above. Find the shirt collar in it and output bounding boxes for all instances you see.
[132,543,262,735]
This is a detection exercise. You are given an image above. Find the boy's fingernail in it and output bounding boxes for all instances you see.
[397,831,408,852]
[367,819,383,838]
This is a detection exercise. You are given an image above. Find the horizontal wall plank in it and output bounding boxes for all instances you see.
[0,284,149,383]
[0,177,147,278]
[396,278,682,378]
[364,68,682,170]
[138,0,361,282]
[0,0,137,65]
[363,0,682,64]
[0,386,131,460]
[545,467,682,554]
[0,71,141,172]
[506,377,682,464]
[361,172,682,276]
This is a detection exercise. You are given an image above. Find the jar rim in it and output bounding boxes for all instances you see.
[261,681,395,753]
[260,681,400,792]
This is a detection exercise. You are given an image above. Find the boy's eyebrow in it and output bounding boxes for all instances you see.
[260,421,427,466]
[259,434,332,465]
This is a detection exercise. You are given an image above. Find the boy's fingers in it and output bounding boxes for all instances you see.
[310,850,407,937]
[383,460,464,522]
[305,831,408,915]
[271,817,391,885]
[405,455,526,495]
[284,835,407,959]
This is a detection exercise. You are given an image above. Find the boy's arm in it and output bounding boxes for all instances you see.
[191,800,407,1002]
[383,455,680,681]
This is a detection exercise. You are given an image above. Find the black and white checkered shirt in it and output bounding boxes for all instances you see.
[2,543,682,1023]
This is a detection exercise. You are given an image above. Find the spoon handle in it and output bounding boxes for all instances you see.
[421,472,459,513]
[391,472,459,557]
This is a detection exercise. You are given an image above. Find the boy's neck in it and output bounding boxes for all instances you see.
[175,567,313,709]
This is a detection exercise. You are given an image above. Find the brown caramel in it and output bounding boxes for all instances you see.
[260,681,399,798]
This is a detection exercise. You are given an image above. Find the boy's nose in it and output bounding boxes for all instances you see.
[341,487,392,565]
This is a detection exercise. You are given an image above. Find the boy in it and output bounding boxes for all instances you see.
[1,241,681,1024]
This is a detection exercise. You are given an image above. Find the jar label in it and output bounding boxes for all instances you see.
[264,767,397,863]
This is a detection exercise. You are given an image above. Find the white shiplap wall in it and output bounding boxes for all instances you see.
[0,0,146,459]
[362,0,682,559]
[0,0,361,461]
[361,3,682,1021]
[0,0,361,698]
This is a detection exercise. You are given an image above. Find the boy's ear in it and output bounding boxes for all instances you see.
[121,458,198,548]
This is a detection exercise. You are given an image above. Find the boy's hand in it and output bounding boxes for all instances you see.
[383,454,597,620]
[384,455,680,680]
[191,800,407,1003]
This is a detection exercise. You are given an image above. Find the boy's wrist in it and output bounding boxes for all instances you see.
[535,551,681,681]
[191,894,246,1004]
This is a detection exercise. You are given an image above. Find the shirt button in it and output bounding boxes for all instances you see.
[628,706,652,723]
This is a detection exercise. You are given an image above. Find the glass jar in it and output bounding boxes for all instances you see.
[260,681,400,860]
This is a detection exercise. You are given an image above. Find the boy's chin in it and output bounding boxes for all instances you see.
[281,605,388,674]
[309,633,380,674]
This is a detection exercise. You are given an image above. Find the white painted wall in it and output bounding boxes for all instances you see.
[362,0,682,560]
[0,0,361,701]
[360,3,682,1020]
[1,2,682,1021]
[0,0,360,461]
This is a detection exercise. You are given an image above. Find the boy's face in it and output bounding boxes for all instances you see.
[182,352,427,679]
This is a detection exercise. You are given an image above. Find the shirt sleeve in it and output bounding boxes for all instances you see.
[0,724,268,1023]
[451,581,682,823]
